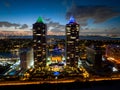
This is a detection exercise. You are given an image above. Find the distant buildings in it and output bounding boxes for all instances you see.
[106,45,120,61]
[86,46,103,70]
[65,16,80,67]
[33,17,47,68]
[0,52,19,64]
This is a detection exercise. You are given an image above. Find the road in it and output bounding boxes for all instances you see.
[0,77,120,86]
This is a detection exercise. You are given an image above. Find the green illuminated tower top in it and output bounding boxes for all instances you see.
[36,16,44,23]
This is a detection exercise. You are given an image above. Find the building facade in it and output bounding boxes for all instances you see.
[65,16,80,67]
[33,17,47,68]
[20,48,34,69]
[86,46,103,70]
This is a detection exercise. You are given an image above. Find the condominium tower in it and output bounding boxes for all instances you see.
[33,17,47,68]
[65,16,80,67]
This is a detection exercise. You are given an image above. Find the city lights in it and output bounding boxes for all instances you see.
[0,16,119,86]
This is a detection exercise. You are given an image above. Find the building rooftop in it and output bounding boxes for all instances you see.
[68,16,77,24]
[36,16,44,23]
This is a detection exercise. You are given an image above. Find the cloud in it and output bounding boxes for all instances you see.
[66,4,120,25]
[30,16,65,35]
[0,21,29,30]
[47,21,65,35]
[19,24,28,29]
[47,21,60,27]
[43,17,51,22]
[0,21,20,27]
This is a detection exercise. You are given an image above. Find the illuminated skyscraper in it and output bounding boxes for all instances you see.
[65,16,80,67]
[33,17,47,68]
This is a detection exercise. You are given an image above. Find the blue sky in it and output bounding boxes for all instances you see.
[0,0,120,36]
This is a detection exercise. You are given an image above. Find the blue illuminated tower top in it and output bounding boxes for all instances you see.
[68,16,77,24]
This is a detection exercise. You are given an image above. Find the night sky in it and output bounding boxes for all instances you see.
[0,0,120,36]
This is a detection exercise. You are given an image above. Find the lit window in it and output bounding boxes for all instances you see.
[67,33,70,35]
[67,57,70,59]
[38,50,41,51]
[77,26,79,29]
[36,34,41,36]
[76,39,79,41]
[37,54,41,56]
[67,27,70,30]
[71,37,76,39]
[38,40,41,43]
[38,27,40,30]
[38,47,41,48]
[67,41,73,43]
[34,40,36,42]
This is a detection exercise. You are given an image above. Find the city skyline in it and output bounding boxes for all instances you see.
[0,0,120,36]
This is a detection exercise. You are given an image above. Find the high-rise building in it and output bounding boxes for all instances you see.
[33,17,47,68]
[86,46,103,70]
[65,16,80,67]
[20,48,34,69]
